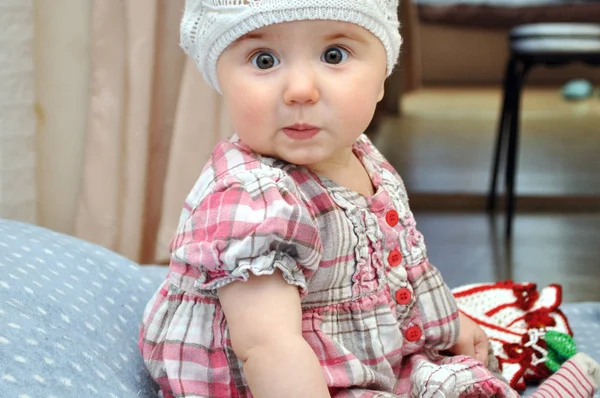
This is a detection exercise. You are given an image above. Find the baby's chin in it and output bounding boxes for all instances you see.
[271,152,327,167]
[255,145,328,167]
[240,131,358,166]
[280,150,352,171]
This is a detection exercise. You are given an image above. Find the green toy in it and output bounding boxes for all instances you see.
[544,330,578,372]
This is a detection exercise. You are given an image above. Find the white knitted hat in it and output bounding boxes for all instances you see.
[180,0,402,93]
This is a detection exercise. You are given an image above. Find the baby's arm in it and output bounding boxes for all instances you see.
[218,270,330,398]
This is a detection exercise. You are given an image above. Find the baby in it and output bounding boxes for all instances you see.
[139,1,600,396]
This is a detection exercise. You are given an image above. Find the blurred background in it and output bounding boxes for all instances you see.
[1,0,599,301]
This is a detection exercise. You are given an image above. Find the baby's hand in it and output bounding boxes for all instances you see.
[449,311,490,366]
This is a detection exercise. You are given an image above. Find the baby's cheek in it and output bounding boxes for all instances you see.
[338,90,378,129]
[229,95,274,144]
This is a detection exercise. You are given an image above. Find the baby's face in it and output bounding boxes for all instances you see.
[216,20,387,170]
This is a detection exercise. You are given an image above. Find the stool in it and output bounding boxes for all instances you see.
[487,23,600,239]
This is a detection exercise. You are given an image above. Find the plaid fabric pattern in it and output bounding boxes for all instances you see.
[139,134,517,397]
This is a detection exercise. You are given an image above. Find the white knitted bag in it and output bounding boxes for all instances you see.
[453,281,573,391]
[180,0,402,93]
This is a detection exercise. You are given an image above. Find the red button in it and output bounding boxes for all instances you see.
[405,325,422,342]
[388,249,402,267]
[386,210,399,227]
[395,288,412,304]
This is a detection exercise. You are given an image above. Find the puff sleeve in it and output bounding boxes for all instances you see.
[170,170,323,296]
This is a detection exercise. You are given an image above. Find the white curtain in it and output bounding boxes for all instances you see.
[34,0,92,234]
[73,0,233,263]
[0,0,37,223]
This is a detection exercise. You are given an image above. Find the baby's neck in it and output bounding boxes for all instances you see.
[310,153,375,197]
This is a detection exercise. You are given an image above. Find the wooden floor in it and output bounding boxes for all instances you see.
[374,86,600,197]
[415,212,600,303]
[372,86,600,303]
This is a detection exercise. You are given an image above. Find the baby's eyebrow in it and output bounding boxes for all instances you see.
[231,32,265,47]
[230,30,368,48]
[323,32,369,44]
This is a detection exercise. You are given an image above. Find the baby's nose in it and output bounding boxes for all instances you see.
[283,66,320,105]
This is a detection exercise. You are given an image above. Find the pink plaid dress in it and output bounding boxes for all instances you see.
[139,134,517,397]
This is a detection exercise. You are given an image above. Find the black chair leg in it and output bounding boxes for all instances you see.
[488,57,518,212]
[504,60,531,239]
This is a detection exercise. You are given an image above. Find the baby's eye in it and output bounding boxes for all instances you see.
[321,46,349,65]
[251,51,280,69]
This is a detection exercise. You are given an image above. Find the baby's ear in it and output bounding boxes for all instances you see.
[377,80,385,102]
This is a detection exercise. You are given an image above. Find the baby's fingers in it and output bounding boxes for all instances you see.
[450,338,475,358]
[474,336,490,367]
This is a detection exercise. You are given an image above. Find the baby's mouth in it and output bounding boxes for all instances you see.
[282,124,321,140]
